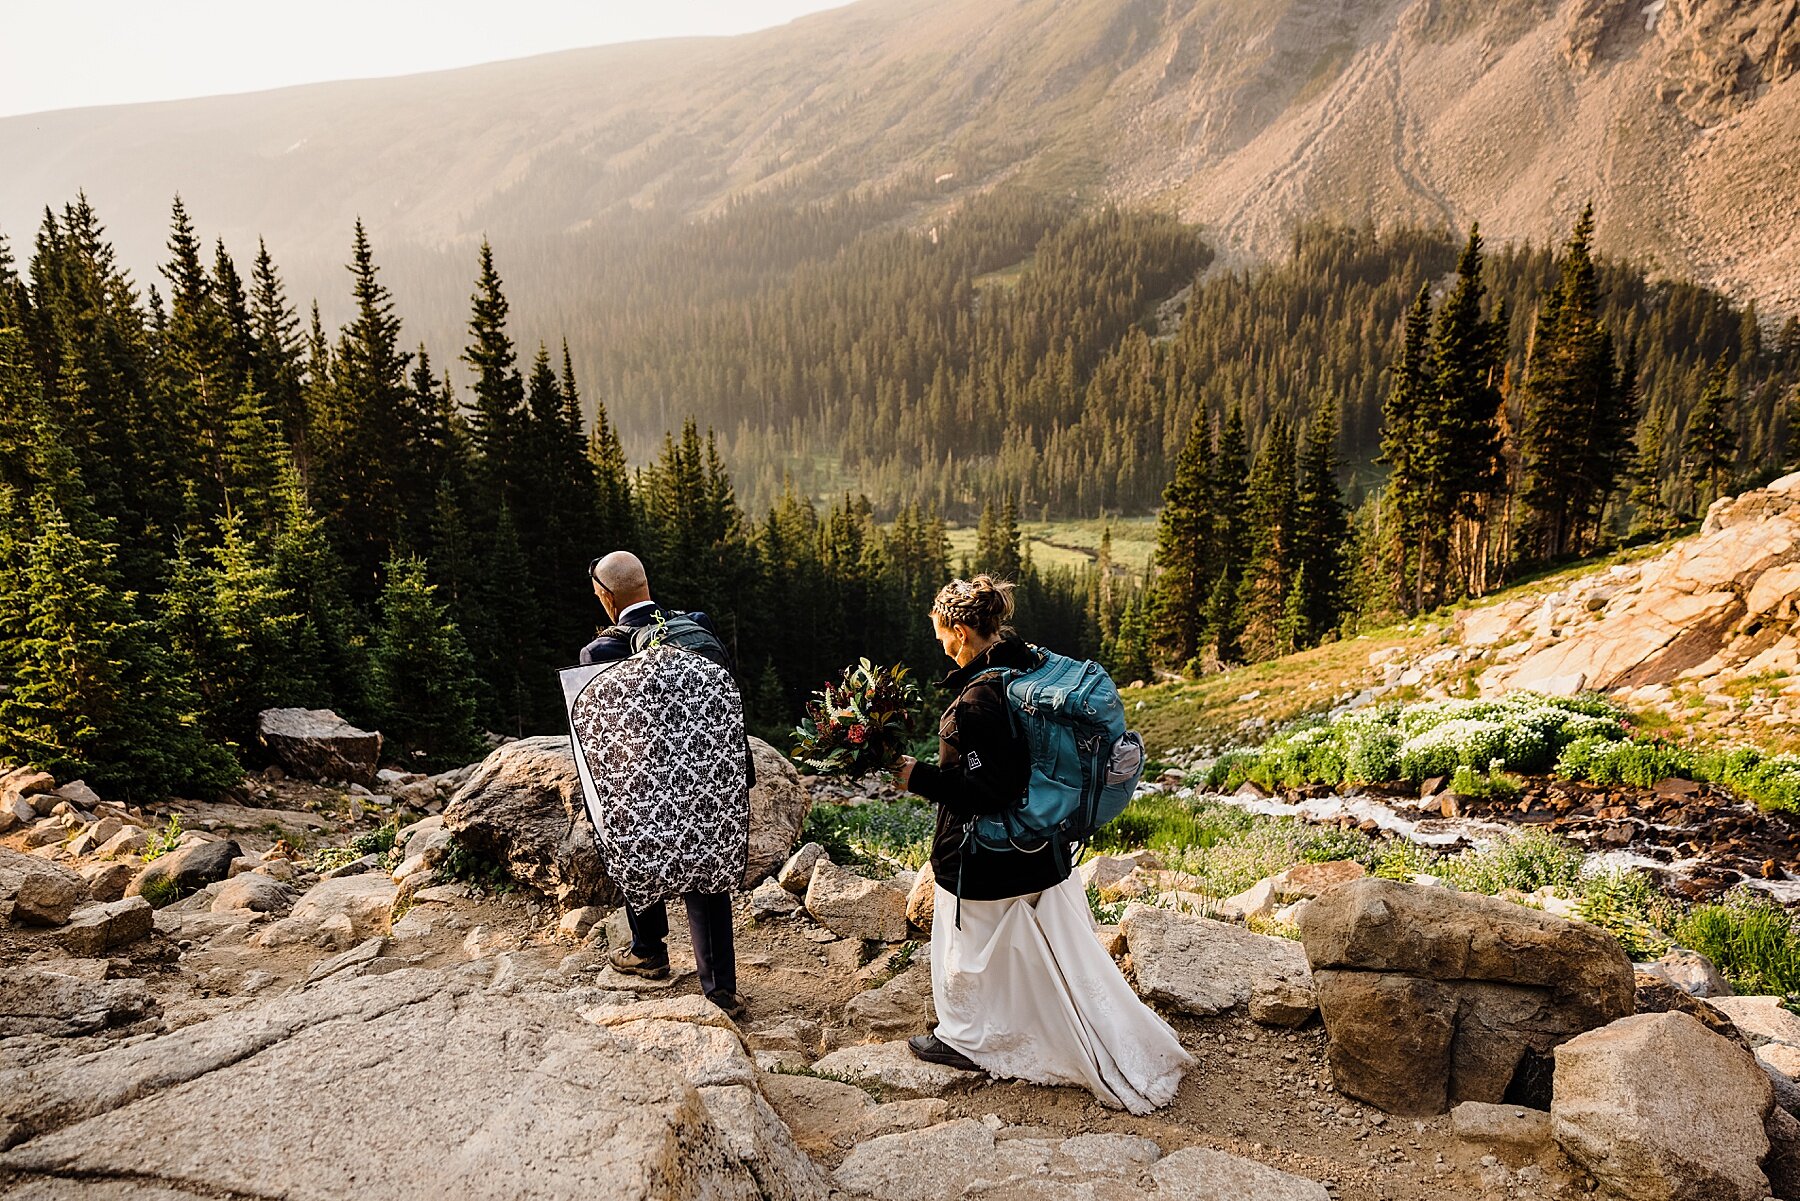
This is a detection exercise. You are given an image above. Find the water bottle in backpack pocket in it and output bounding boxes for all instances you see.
[969,647,1146,853]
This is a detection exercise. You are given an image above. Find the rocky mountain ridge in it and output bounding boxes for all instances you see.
[2,0,1796,327]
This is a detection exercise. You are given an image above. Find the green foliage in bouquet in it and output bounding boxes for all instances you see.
[792,660,924,778]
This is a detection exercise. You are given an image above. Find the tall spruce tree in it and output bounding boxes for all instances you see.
[1293,398,1349,641]
[1235,417,1298,662]
[1683,356,1739,512]
[1515,205,1627,563]
[1379,283,1433,612]
[1149,416,1213,667]
[370,555,485,770]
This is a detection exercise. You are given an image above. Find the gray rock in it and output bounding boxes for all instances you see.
[303,937,389,987]
[804,860,908,943]
[0,968,156,1038]
[843,960,936,1040]
[0,968,802,1198]
[0,849,85,926]
[92,827,149,858]
[1249,976,1319,1027]
[254,874,397,948]
[777,842,826,894]
[210,872,298,914]
[1552,1011,1772,1201]
[256,707,383,786]
[751,878,800,919]
[60,898,154,957]
[811,1040,981,1095]
[1120,903,1311,1016]
[594,1017,757,1087]
[744,742,813,885]
[54,780,102,809]
[1639,947,1733,999]
[1708,995,1800,1048]
[125,839,242,905]
[75,861,135,904]
[1150,1146,1329,1200]
[833,1120,1051,1201]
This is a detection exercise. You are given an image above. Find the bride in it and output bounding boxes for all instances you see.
[895,575,1192,1115]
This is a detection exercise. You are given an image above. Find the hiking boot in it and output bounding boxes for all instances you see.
[907,1033,980,1072]
[707,990,748,1020]
[607,945,670,979]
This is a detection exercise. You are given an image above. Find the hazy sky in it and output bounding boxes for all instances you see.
[2,0,857,117]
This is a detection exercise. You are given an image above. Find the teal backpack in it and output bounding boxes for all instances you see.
[968,646,1145,856]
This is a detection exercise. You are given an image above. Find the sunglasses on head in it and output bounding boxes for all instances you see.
[587,557,607,587]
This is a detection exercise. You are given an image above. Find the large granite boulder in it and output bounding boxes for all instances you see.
[125,839,242,906]
[1551,1011,1773,1201]
[443,735,810,909]
[804,860,909,943]
[0,848,84,926]
[257,707,383,786]
[0,968,821,1199]
[1299,877,1634,1115]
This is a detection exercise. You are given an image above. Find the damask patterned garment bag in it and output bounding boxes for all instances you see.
[560,644,751,912]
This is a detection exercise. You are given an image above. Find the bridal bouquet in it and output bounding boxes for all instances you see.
[791,659,923,778]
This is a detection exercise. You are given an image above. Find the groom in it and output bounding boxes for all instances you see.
[582,550,745,1019]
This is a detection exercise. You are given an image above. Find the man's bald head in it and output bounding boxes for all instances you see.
[592,551,652,619]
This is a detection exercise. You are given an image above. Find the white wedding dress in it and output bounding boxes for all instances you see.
[929,875,1193,1114]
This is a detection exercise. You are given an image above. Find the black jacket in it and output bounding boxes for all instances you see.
[907,633,1072,901]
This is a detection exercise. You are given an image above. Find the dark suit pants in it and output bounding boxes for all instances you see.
[626,891,736,999]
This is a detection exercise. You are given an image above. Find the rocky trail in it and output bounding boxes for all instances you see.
[8,706,1800,1200]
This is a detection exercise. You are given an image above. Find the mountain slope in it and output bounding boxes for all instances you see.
[1,0,1796,322]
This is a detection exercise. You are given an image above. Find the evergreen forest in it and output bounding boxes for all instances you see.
[2,188,1796,798]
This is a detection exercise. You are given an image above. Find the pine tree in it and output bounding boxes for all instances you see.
[370,555,485,769]
[1235,418,1298,662]
[1274,565,1309,656]
[1516,205,1627,563]
[1109,592,1152,685]
[1626,405,1675,536]
[248,238,308,456]
[1149,417,1213,667]
[463,240,525,508]
[1683,356,1739,512]
[1293,398,1349,640]
[1380,283,1433,611]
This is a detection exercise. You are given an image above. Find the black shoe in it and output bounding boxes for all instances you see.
[907,1033,980,1072]
[708,990,748,1020]
[608,946,671,979]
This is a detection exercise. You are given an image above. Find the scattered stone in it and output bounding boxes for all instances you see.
[210,873,298,914]
[1249,976,1319,1027]
[558,905,608,941]
[54,780,102,809]
[254,874,397,948]
[1452,1102,1555,1163]
[304,937,389,986]
[752,878,801,919]
[1216,877,1276,922]
[1150,1146,1329,1200]
[0,849,84,926]
[582,994,739,1031]
[1709,995,1800,1048]
[92,826,149,858]
[60,897,154,957]
[844,959,936,1040]
[812,1041,983,1095]
[1121,903,1312,1016]
[75,861,135,904]
[66,818,122,858]
[0,968,156,1038]
[777,842,826,894]
[805,860,908,943]
[1271,859,1366,901]
[1639,947,1733,998]
[1551,1011,1773,1201]
[1051,1132,1161,1175]
[256,707,383,785]
[125,839,242,905]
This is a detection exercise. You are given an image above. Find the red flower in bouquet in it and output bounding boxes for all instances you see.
[791,660,922,778]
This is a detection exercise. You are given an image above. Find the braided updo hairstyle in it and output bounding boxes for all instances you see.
[931,574,1016,638]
